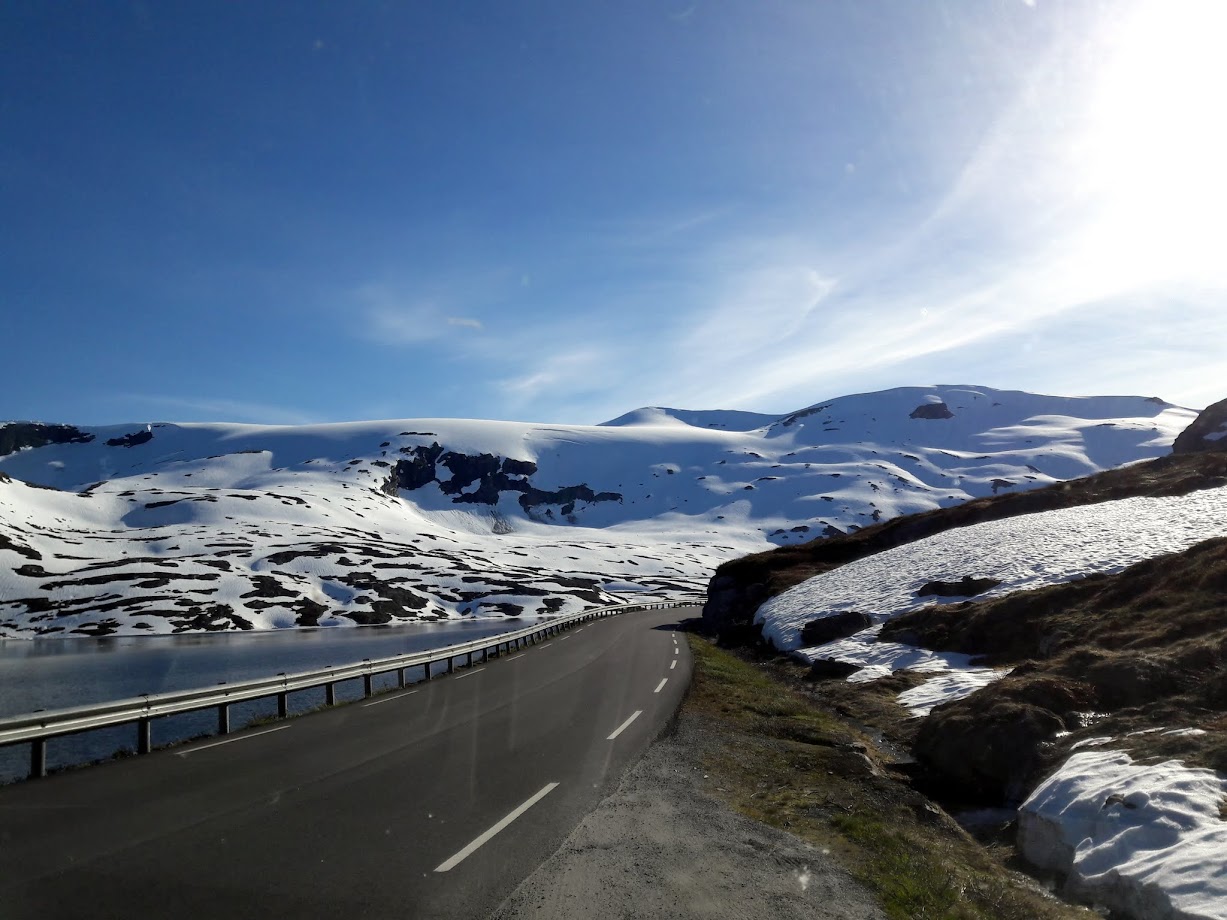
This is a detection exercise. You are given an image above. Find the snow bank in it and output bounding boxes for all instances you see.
[1019,750,1227,919]
[758,484,1227,712]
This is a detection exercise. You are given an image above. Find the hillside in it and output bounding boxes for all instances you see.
[720,398,1227,919]
[0,385,1193,638]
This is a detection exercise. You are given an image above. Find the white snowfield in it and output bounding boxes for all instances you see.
[757,483,1227,714]
[0,385,1194,638]
[1019,750,1227,920]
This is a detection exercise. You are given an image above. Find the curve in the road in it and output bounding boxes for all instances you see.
[0,606,697,920]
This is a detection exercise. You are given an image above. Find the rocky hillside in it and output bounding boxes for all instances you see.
[0,386,1193,638]
[713,397,1227,919]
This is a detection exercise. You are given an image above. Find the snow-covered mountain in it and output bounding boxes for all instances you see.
[0,386,1195,638]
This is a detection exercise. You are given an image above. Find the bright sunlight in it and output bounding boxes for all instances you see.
[1072,0,1227,290]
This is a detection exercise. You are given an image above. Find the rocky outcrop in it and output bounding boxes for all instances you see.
[106,429,153,448]
[382,443,621,515]
[1172,396,1227,454]
[913,673,1088,800]
[0,423,93,456]
[909,401,954,420]
[702,573,768,641]
[799,610,875,646]
[916,575,1001,598]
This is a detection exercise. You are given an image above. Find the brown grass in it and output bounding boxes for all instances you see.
[685,636,1092,920]
[880,537,1227,798]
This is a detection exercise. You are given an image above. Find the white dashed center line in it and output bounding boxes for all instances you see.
[454,667,486,680]
[606,710,642,740]
[654,678,668,694]
[175,725,290,757]
[434,782,560,873]
[362,689,420,708]
[670,659,677,670]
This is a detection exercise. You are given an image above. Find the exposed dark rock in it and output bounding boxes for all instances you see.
[0,423,94,456]
[294,599,329,627]
[807,658,862,680]
[909,402,954,420]
[914,674,1089,801]
[106,429,153,448]
[382,442,446,495]
[1173,396,1227,454]
[990,479,1014,494]
[916,575,1002,598]
[0,534,42,560]
[381,443,620,514]
[502,457,537,476]
[799,611,875,647]
[240,576,297,600]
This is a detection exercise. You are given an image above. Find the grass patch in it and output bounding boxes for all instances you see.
[684,636,1091,920]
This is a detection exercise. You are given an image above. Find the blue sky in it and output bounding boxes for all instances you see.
[3,0,1224,425]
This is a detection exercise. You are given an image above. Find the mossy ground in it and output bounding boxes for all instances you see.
[683,635,1092,920]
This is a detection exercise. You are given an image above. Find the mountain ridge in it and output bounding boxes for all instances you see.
[0,385,1196,638]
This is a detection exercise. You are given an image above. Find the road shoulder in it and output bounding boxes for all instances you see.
[490,709,886,920]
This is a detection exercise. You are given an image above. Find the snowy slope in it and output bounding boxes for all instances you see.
[758,484,1227,708]
[0,386,1194,638]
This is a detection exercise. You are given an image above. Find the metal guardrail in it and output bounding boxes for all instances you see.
[0,599,699,781]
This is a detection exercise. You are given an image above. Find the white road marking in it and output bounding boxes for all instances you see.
[670,659,677,670]
[673,648,679,656]
[454,667,486,680]
[574,627,585,633]
[507,653,525,661]
[175,724,290,756]
[434,782,560,872]
[654,678,668,694]
[362,689,420,708]
[606,710,643,741]
[559,635,571,641]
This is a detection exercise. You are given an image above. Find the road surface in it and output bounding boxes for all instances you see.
[0,606,694,919]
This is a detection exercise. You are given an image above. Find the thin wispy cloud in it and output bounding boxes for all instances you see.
[115,394,321,425]
[352,283,488,346]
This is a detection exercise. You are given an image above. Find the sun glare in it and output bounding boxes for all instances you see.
[1071,0,1227,290]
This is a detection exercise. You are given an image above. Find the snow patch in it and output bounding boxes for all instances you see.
[1019,750,1227,919]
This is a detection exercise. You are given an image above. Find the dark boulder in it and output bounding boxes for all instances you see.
[1173,396,1227,454]
[914,674,1089,800]
[799,610,875,646]
[807,658,862,680]
[909,401,954,420]
[702,573,766,637]
[916,575,1002,598]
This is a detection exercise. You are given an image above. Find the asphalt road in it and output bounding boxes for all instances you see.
[0,606,695,919]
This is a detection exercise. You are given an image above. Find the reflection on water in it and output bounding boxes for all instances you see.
[0,618,533,784]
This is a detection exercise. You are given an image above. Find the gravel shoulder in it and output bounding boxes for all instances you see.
[490,711,886,920]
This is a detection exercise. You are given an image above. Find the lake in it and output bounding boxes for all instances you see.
[0,618,533,783]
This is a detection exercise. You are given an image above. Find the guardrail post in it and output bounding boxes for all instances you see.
[397,668,406,689]
[30,739,46,779]
[446,656,454,674]
[325,683,336,706]
[277,692,288,719]
[423,661,431,681]
[363,674,373,698]
[137,717,152,755]
[218,703,230,735]
[481,647,489,663]
[466,651,473,668]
